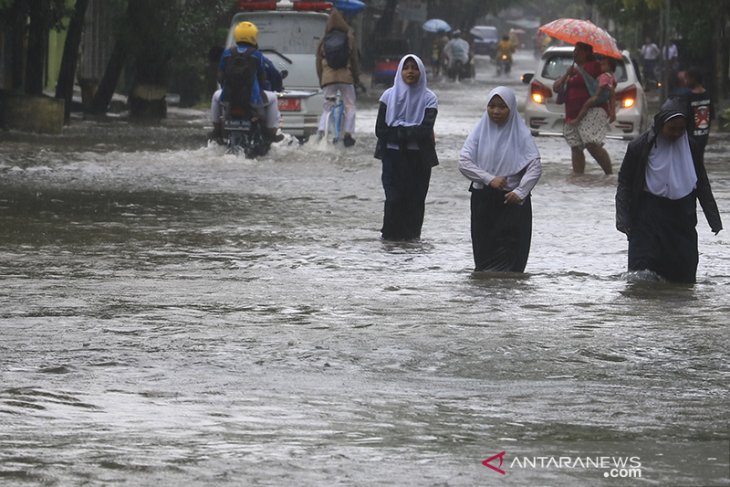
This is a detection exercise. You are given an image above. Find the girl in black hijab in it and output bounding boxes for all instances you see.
[615,100,722,283]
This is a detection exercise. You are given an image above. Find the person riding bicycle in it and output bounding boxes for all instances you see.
[316,9,360,147]
[209,21,283,143]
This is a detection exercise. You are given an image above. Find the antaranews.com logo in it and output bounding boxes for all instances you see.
[482,451,642,479]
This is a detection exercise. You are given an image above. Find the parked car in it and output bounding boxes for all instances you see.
[226,2,331,142]
[521,46,648,140]
[470,25,499,57]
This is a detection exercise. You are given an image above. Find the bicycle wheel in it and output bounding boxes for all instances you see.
[331,101,344,143]
[322,97,345,144]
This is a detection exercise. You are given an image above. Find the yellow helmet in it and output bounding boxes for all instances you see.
[234,21,258,45]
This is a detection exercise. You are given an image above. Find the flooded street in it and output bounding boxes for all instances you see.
[1,52,729,486]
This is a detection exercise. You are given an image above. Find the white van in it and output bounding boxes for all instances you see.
[226,1,330,142]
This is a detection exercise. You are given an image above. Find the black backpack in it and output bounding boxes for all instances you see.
[223,47,258,116]
[323,30,349,69]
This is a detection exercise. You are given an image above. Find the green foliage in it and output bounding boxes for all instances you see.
[173,0,231,66]
[0,0,68,29]
[620,0,662,9]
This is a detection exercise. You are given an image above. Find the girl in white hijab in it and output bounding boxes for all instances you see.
[459,86,542,272]
[616,100,722,283]
[375,54,439,241]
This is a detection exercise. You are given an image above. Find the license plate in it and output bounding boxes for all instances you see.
[278,98,301,112]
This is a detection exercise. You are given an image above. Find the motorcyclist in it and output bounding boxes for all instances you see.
[209,21,283,143]
[443,30,470,79]
[496,35,515,72]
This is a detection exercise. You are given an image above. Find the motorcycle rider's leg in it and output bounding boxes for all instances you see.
[257,91,284,143]
[209,89,225,143]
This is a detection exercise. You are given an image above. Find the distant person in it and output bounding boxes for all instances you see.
[615,100,722,283]
[552,42,612,175]
[677,67,714,163]
[496,35,515,66]
[430,32,449,77]
[374,54,439,241]
[533,32,549,58]
[640,36,660,86]
[316,9,360,147]
[662,40,680,92]
[458,86,542,272]
[663,40,679,70]
[209,21,283,143]
[541,34,553,52]
[442,30,470,79]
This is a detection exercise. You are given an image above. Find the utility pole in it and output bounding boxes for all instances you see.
[661,0,671,100]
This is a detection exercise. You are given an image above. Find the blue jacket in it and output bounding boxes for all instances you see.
[219,43,282,104]
[262,56,283,92]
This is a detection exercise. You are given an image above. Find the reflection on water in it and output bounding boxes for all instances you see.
[1,81,729,486]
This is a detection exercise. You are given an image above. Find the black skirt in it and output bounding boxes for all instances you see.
[470,184,533,272]
[381,149,432,241]
[628,191,698,283]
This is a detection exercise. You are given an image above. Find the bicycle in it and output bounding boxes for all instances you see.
[322,88,345,144]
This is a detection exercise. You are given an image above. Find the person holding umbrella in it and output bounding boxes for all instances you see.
[422,19,451,78]
[552,42,613,175]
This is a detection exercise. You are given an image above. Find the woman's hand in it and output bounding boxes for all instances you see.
[489,176,507,190]
[571,109,587,125]
[504,191,522,205]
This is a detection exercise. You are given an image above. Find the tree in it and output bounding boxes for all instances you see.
[161,0,230,107]
[0,0,67,95]
[595,0,730,97]
[55,0,90,122]
[88,0,131,115]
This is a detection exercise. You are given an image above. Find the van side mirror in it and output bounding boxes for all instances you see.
[521,73,533,84]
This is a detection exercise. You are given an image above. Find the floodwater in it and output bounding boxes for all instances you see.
[1,53,729,486]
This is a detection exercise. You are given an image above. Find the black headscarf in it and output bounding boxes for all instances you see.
[654,98,688,130]
[645,98,696,199]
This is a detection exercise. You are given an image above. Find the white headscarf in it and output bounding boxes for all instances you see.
[379,54,438,126]
[466,86,540,176]
[646,112,697,200]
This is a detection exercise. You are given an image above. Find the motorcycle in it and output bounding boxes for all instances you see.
[445,57,475,82]
[496,53,511,76]
[214,69,292,157]
[223,106,270,158]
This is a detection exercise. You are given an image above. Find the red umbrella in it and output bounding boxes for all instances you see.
[538,18,622,59]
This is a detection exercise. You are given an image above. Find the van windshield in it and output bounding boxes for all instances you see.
[228,12,327,54]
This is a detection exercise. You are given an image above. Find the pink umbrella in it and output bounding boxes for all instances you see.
[538,18,622,59]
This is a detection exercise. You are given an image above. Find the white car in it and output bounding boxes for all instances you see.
[226,1,329,142]
[521,46,648,140]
